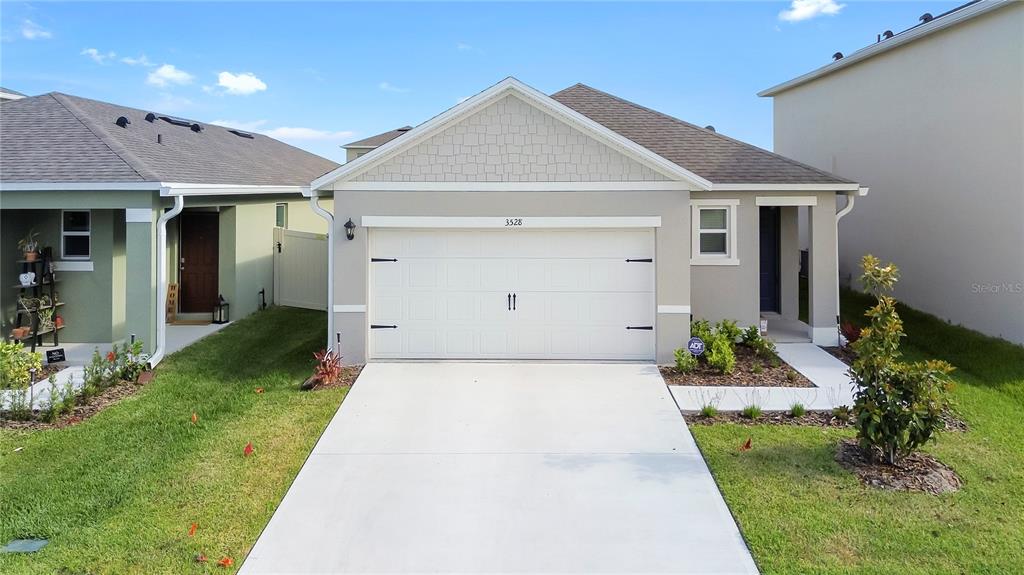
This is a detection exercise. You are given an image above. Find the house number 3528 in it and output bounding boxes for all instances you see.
[505,218,523,227]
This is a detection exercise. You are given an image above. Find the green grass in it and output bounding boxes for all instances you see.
[0,307,346,574]
[691,289,1024,574]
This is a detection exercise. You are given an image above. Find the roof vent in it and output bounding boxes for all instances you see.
[160,115,196,128]
[919,12,933,23]
[145,112,157,122]
[115,116,131,128]
[882,30,894,39]
[157,133,163,144]
[397,126,412,132]
[229,129,255,139]
[704,125,715,132]
[190,123,202,133]
[832,52,844,61]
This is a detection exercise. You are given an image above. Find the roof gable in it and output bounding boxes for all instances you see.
[313,77,711,191]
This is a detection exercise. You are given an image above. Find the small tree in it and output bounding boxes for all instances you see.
[850,255,954,465]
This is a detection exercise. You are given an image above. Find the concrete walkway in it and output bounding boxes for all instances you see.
[241,362,759,574]
[670,343,854,412]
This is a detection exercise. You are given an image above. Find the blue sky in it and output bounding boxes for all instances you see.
[1,1,959,162]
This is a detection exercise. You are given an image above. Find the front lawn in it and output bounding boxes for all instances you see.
[0,307,346,574]
[691,289,1024,574]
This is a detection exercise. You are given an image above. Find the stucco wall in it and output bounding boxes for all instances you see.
[771,4,1024,344]
[354,94,669,183]
[331,190,691,364]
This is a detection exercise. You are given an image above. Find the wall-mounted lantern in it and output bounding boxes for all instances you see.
[213,295,230,324]
[344,218,356,241]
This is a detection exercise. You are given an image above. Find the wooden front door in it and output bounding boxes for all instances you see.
[179,212,219,313]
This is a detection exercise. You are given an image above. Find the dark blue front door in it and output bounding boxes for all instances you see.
[759,207,781,313]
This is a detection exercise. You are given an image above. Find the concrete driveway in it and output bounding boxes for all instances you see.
[241,363,758,574]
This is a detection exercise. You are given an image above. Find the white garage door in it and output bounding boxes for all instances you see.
[369,228,655,360]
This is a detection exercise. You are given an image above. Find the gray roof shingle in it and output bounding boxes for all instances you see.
[1,92,339,185]
[343,126,412,149]
[551,83,853,184]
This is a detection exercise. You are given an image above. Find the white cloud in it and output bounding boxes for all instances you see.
[150,93,194,113]
[146,64,194,87]
[378,81,409,93]
[263,127,356,141]
[81,48,116,64]
[779,0,845,22]
[21,20,52,40]
[121,54,154,67]
[457,42,473,51]
[215,71,267,95]
[210,119,269,132]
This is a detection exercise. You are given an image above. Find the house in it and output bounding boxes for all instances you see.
[1,92,338,364]
[0,87,27,103]
[760,0,1023,345]
[311,78,866,364]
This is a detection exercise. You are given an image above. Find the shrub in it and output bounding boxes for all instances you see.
[715,319,743,343]
[674,348,698,374]
[311,349,342,388]
[0,340,42,390]
[789,402,807,417]
[740,404,763,419]
[832,404,851,423]
[706,334,736,374]
[851,255,954,465]
[699,403,718,418]
[785,370,797,382]
[751,337,778,360]
[751,362,763,375]
[690,319,713,344]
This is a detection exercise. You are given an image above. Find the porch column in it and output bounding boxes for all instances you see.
[780,206,800,321]
[807,194,839,346]
[125,208,158,353]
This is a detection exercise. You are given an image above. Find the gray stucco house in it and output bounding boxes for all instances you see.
[311,78,866,364]
[760,0,1022,346]
[1,92,337,364]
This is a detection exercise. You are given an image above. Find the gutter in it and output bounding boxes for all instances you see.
[307,188,336,353]
[834,187,870,330]
[148,192,185,368]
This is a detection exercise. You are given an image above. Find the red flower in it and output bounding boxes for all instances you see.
[243,441,254,457]
[217,557,234,568]
[188,522,197,537]
[106,351,116,363]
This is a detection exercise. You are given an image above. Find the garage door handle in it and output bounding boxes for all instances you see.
[370,324,397,329]
[507,293,512,311]
[626,325,653,330]
[371,258,398,263]
[625,258,653,263]
[513,293,517,310]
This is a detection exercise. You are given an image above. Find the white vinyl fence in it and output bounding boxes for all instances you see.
[273,227,328,310]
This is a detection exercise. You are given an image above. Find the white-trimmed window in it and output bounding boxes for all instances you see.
[275,203,288,228]
[691,199,739,265]
[61,210,91,260]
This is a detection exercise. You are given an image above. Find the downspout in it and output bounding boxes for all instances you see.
[834,187,869,334]
[148,192,184,368]
[308,189,335,353]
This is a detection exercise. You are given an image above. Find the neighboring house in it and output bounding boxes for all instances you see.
[760,0,1023,345]
[0,87,27,103]
[312,78,865,364]
[1,92,338,363]
[343,126,412,162]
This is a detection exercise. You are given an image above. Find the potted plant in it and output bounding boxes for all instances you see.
[37,308,55,333]
[17,229,41,261]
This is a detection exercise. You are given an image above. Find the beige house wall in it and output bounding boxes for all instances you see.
[354,94,669,183]
[771,3,1024,344]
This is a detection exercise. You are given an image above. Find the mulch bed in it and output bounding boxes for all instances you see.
[1,377,151,431]
[835,439,962,494]
[823,345,857,366]
[687,410,854,428]
[661,346,814,388]
[303,365,363,390]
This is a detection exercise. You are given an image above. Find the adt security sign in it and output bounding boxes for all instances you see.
[687,336,706,356]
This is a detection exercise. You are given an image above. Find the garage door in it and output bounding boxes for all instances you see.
[369,228,655,360]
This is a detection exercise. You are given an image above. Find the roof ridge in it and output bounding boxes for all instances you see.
[50,92,158,181]
[560,83,853,184]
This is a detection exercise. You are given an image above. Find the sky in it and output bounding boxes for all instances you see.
[1,1,962,163]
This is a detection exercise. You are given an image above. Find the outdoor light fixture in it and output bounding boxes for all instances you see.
[212,295,230,325]
[344,218,356,241]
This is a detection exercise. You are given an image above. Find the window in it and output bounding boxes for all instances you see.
[61,210,91,259]
[691,200,739,265]
[275,203,288,228]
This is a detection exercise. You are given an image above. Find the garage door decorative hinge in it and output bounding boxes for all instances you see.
[626,325,654,330]
[370,324,398,329]
[625,258,653,263]
[371,258,398,262]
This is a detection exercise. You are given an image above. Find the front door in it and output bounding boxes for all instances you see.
[759,206,781,313]
[179,212,219,313]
